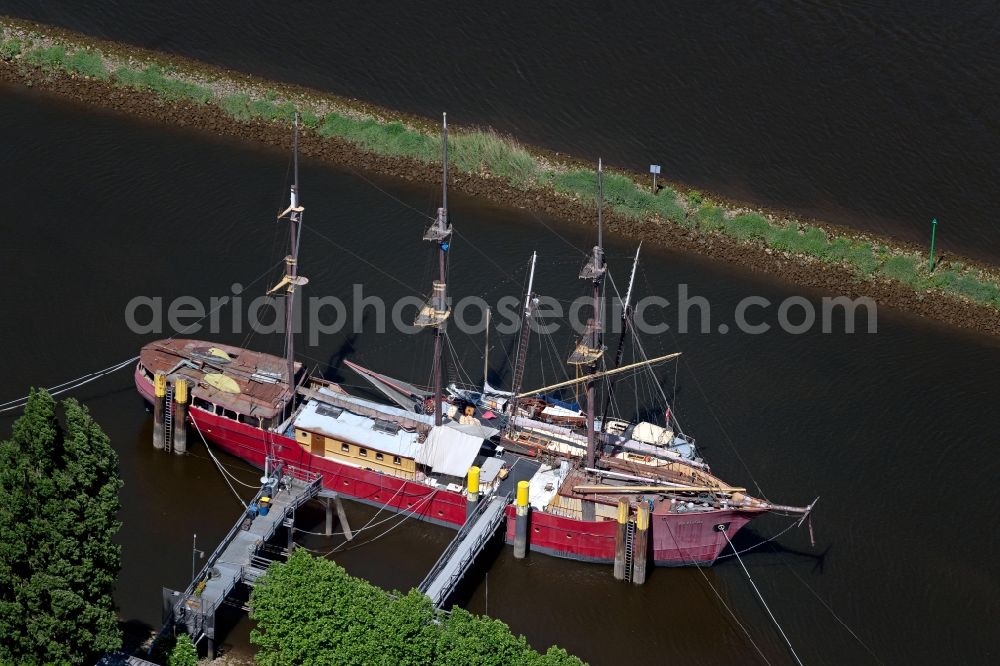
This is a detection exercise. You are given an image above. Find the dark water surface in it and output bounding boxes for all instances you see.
[4,0,999,262]
[2,83,999,664]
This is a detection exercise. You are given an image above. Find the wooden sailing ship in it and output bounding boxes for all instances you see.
[135,115,815,568]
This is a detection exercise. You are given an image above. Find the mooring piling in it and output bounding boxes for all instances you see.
[513,480,530,559]
[466,465,480,519]
[173,378,189,455]
[632,501,649,585]
[152,373,166,451]
[614,499,629,580]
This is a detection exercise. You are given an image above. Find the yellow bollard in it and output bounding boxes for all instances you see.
[174,379,189,405]
[153,373,166,450]
[516,479,529,507]
[614,499,629,580]
[173,379,189,455]
[632,502,650,585]
[514,480,531,559]
[467,466,480,496]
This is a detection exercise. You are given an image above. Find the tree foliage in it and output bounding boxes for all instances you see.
[250,549,585,666]
[168,633,199,666]
[0,389,124,665]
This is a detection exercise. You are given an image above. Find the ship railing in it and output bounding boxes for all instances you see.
[542,504,584,520]
[268,457,323,486]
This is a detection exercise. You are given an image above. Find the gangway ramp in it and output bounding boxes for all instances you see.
[418,492,512,608]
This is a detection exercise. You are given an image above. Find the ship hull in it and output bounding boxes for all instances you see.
[136,364,756,566]
[503,504,753,566]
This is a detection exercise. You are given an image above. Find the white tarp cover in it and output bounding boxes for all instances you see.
[632,421,674,446]
[416,426,484,478]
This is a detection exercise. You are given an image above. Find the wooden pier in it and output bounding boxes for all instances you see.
[158,460,322,658]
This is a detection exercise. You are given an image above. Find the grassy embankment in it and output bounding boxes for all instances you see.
[3,21,999,312]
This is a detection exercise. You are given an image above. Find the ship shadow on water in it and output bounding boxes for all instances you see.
[719,524,829,574]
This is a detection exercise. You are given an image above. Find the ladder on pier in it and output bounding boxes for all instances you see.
[419,492,511,608]
[163,383,175,452]
[623,519,636,583]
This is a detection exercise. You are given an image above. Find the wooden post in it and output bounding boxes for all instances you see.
[335,495,353,541]
[153,373,166,451]
[613,499,629,580]
[632,502,649,585]
[929,217,939,271]
[513,480,530,559]
[173,379,188,455]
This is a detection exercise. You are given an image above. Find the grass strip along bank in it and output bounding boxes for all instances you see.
[3,18,1000,324]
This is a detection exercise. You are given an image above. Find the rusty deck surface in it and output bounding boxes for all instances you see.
[139,338,300,420]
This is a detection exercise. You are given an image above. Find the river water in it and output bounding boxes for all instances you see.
[1,81,998,664]
[4,0,999,263]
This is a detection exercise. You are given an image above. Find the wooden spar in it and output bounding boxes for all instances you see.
[518,352,682,398]
[600,242,641,431]
[573,484,747,494]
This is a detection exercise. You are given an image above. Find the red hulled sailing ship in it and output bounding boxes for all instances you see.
[135,115,815,567]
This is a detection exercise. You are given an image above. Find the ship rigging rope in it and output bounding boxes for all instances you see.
[0,257,286,415]
[772,548,883,664]
[654,516,772,664]
[299,479,410,544]
[715,518,802,560]
[722,529,804,666]
[635,264,771,501]
[0,356,140,414]
[189,414,251,507]
[297,488,439,556]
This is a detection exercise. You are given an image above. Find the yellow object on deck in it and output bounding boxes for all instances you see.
[516,480,530,507]
[467,466,480,495]
[154,373,166,398]
[207,347,232,361]
[174,379,189,404]
[204,373,240,394]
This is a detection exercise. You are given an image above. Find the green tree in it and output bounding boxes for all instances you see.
[168,633,199,666]
[0,390,123,665]
[250,549,586,666]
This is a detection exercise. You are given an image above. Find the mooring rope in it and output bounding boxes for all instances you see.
[0,356,139,414]
[297,488,439,556]
[715,518,801,560]
[722,529,804,666]
[189,413,250,508]
[660,518,772,665]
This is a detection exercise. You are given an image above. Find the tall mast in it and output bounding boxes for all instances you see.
[270,114,308,403]
[600,243,641,430]
[415,113,452,426]
[507,252,538,429]
[567,160,606,469]
[483,308,491,388]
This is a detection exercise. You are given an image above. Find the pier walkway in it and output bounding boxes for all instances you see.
[161,460,321,656]
[419,491,511,608]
